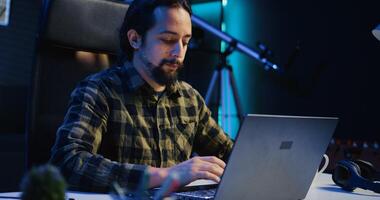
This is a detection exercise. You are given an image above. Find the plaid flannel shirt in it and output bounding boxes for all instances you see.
[50,61,233,192]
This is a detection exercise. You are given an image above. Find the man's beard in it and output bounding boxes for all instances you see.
[139,52,184,86]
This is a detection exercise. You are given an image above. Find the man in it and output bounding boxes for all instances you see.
[50,0,233,192]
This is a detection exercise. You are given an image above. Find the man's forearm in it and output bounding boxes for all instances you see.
[147,166,169,188]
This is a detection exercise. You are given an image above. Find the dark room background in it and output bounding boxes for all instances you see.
[0,0,379,191]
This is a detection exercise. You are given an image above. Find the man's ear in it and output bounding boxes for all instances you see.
[127,29,142,49]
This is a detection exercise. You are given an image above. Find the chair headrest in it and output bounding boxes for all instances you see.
[42,0,129,55]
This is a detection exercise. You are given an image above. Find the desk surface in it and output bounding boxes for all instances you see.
[0,173,379,200]
[305,173,379,199]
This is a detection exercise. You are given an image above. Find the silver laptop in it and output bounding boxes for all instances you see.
[174,114,338,200]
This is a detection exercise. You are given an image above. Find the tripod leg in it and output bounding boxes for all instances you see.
[220,69,228,128]
[228,69,244,123]
[205,70,220,105]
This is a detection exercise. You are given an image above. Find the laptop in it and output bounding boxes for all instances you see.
[174,114,338,200]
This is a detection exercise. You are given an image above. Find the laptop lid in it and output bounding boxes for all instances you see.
[213,114,338,200]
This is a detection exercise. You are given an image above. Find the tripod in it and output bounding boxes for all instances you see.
[190,15,279,135]
[205,43,244,133]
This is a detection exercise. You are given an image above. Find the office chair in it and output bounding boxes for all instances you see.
[25,0,129,169]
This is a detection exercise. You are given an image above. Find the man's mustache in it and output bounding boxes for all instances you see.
[158,59,184,68]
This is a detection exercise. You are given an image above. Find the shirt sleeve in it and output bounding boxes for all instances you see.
[192,90,234,162]
[49,80,147,192]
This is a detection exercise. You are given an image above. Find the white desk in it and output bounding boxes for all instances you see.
[305,173,379,200]
[0,173,379,200]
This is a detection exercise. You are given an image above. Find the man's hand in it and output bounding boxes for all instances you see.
[148,156,226,188]
[167,156,226,184]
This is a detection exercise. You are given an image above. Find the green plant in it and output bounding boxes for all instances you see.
[20,164,66,200]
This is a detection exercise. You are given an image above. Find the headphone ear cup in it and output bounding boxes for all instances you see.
[353,159,376,181]
[332,160,361,191]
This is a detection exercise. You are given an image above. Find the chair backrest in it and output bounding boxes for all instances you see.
[25,0,129,169]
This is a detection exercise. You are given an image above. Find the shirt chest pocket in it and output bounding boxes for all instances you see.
[170,117,197,161]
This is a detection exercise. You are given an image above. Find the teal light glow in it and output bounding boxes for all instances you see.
[221,22,227,52]
[220,67,240,139]
[224,1,252,103]
[222,0,254,139]
[192,1,251,139]
[222,0,228,7]
[219,20,239,139]
[191,2,221,25]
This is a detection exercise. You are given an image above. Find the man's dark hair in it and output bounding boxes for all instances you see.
[119,0,192,62]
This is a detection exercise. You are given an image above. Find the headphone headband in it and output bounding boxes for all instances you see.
[333,159,380,194]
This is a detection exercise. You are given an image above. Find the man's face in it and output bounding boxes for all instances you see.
[136,6,192,85]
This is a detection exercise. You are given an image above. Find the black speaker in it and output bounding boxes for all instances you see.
[332,159,380,193]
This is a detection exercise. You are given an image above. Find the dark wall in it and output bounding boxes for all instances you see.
[226,0,380,140]
[0,0,41,133]
[0,0,41,192]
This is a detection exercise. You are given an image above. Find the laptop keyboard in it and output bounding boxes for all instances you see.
[174,188,216,200]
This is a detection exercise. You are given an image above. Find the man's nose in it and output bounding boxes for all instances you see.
[170,42,185,59]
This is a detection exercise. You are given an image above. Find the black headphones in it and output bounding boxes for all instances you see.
[332,159,380,193]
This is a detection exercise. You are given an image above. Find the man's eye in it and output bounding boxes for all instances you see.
[161,38,176,44]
